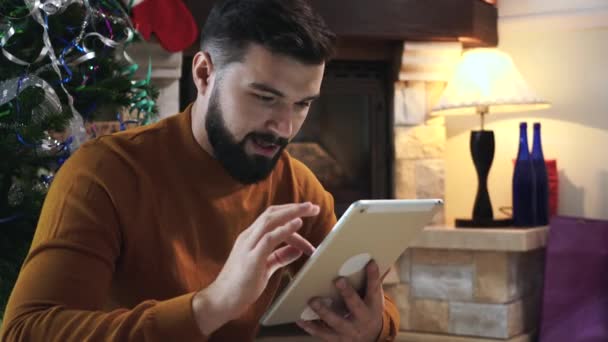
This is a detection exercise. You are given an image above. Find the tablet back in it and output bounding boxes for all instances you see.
[260,199,443,326]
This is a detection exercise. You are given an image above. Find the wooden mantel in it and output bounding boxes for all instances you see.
[182,0,497,56]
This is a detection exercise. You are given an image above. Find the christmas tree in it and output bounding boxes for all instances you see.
[0,0,158,317]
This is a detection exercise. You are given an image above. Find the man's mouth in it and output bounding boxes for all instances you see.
[251,136,280,157]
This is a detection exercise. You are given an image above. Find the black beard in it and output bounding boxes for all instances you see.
[205,86,288,184]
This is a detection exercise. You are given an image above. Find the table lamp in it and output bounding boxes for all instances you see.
[432,48,550,228]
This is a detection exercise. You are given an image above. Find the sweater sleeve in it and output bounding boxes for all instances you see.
[0,142,206,342]
[288,157,400,342]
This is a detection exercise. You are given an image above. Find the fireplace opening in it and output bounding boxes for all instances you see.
[289,61,393,216]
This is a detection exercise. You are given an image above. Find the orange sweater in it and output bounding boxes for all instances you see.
[0,106,399,341]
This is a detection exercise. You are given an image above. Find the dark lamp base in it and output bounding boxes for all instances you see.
[455,218,514,228]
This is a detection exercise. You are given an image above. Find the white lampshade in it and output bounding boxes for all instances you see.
[432,48,550,115]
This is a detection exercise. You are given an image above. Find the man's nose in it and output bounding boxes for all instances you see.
[268,106,293,138]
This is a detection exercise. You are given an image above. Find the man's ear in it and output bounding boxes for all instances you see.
[192,51,215,96]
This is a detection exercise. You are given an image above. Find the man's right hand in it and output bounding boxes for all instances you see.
[192,202,320,335]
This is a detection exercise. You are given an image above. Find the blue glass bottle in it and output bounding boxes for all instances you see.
[531,122,549,225]
[512,122,536,227]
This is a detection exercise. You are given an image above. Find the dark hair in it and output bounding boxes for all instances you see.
[200,0,336,68]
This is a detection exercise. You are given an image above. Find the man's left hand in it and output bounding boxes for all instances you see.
[296,260,385,342]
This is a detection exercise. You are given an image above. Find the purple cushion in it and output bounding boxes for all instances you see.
[540,216,608,342]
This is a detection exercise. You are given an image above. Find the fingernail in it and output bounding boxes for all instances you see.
[336,278,346,289]
[369,260,378,271]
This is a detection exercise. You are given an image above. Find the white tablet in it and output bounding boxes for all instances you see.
[260,199,443,326]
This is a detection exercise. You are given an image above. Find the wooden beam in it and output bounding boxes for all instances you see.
[182,0,497,55]
[307,0,496,44]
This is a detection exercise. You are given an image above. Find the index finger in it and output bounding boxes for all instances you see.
[249,203,320,245]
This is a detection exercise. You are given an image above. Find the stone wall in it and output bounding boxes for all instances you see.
[393,42,462,225]
[384,247,544,340]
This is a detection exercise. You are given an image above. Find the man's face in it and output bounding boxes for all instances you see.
[204,44,325,184]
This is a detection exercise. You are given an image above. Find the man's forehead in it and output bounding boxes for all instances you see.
[236,44,325,94]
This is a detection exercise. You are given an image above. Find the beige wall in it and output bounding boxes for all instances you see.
[445,0,608,223]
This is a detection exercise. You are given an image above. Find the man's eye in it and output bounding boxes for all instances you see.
[254,94,274,103]
[296,101,312,108]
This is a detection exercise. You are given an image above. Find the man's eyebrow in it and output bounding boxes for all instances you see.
[299,94,320,102]
[249,82,285,97]
[249,82,320,103]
